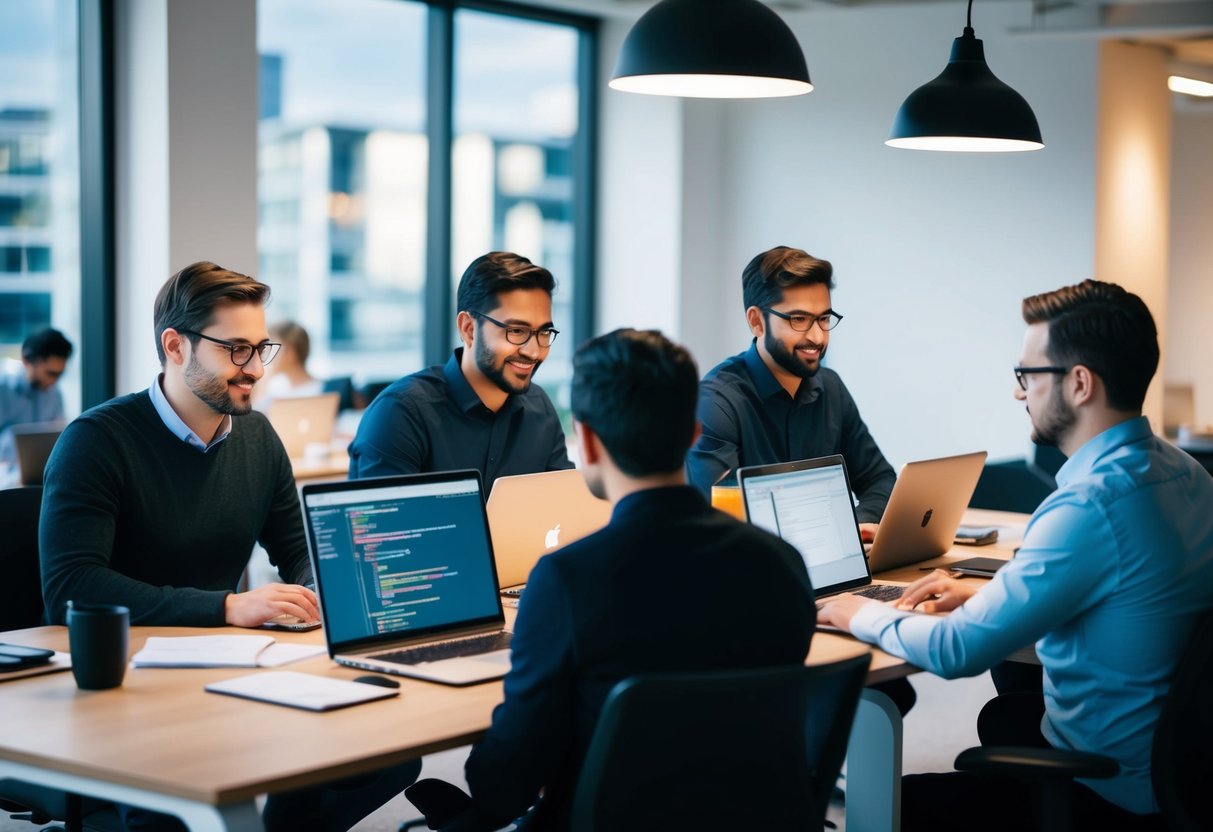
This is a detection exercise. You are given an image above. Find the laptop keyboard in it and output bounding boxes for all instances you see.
[817,584,905,609]
[371,631,513,666]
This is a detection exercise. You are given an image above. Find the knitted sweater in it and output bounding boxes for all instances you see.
[40,390,312,625]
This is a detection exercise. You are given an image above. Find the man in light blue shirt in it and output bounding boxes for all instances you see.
[0,327,73,471]
[819,280,1213,829]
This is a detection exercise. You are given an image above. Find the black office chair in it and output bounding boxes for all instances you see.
[954,609,1213,832]
[1033,445,1067,479]
[358,380,393,410]
[0,486,44,631]
[0,486,119,832]
[570,654,871,830]
[0,485,67,828]
[968,460,1057,515]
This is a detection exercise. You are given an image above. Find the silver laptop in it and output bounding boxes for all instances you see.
[486,469,612,594]
[267,393,339,459]
[865,450,988,573]
[301,469,512,686]
[737,455,905,604]
[12,421,66,486]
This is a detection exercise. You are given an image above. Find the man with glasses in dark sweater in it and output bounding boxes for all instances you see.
[39,261,417,832]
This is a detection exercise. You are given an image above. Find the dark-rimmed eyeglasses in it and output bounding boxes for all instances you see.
[1013,365,1069,390]
[765,307,844,333]
[471,312,559,348]
[179,330,282,367]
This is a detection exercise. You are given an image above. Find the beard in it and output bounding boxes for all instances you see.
[764,327,827,379]
[475,328,542,396]
[1029,383,1077,447]
[185,354,256,416]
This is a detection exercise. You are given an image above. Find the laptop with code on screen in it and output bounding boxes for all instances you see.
[301,469,511,686]
[737,455,905,604]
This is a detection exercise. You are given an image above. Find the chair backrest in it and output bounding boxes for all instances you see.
[571,653,870,831]
[0,486,44,631]
[1152,609,1213,831]
[968,460,1057,515]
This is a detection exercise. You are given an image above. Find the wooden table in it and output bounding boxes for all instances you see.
[0,510,1029,832]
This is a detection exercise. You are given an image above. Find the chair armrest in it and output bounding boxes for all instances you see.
[955,746,1119,781]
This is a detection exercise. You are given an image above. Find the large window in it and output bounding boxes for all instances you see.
[258,0,595,422]
[258,0,428,383]
[453,9,582,417]
[0,0,82,416]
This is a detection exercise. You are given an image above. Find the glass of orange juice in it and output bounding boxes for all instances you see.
[710,483,746,520]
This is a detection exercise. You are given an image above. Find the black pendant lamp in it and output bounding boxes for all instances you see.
[610,0,812,99]
[887,0,1043,151]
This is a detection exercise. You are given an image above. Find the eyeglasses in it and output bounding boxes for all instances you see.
[179,330,282,367]
[1013,365,1069,390]
[765,307,844,333]
[471,312,560,348]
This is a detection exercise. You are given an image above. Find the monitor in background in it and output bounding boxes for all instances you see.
[12,421,66,486]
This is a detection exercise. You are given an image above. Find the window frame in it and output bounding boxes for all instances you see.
[424,0,598,365]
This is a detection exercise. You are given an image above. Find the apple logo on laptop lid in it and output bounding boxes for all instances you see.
[920,509,933,528]
[545,524,561,549]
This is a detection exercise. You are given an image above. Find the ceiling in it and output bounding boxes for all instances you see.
[558,0,1213,67]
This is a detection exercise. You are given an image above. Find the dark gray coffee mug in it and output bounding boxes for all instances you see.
[66,602,130,690]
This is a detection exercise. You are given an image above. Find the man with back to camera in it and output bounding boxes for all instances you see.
[39,261,418,832]
[404,329,817,831]
[687,245,895,542]
[348,251,571,489]
[818,280,1213,830]
[0,327,73,472]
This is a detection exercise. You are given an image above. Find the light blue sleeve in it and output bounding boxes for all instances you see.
[850,495,1120,678]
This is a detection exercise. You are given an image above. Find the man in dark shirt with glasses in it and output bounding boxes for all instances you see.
[688,245,895,538]
[348,251,572,490]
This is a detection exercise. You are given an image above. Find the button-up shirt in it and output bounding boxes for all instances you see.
[348,349,572,492]
[850,416,1213,814]
[687,341,895,523]
[148,373,232,453]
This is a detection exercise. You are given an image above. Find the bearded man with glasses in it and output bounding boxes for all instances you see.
[39,261,419,832]
[688,245,895,540]
[348,251,572,490]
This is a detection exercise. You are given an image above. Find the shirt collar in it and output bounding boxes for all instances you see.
[610,484,710,525]
[149,373,232,453]
[1054,415,1152,488]
[443,347,521,415]
[742,339,822,403]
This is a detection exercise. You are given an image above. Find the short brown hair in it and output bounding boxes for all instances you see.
[154,261,270,365]
[1021,279,1158,412]
[742,246,834,311]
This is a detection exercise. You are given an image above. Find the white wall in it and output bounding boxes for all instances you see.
[1166,107,1213,427]
[597,2,1099,468]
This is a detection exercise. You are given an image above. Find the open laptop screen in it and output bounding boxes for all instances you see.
[303,472,502,646]
[739,456,871,591]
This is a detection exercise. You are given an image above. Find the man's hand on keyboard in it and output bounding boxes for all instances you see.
[816,593,870,633]
[895,569,977,614]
